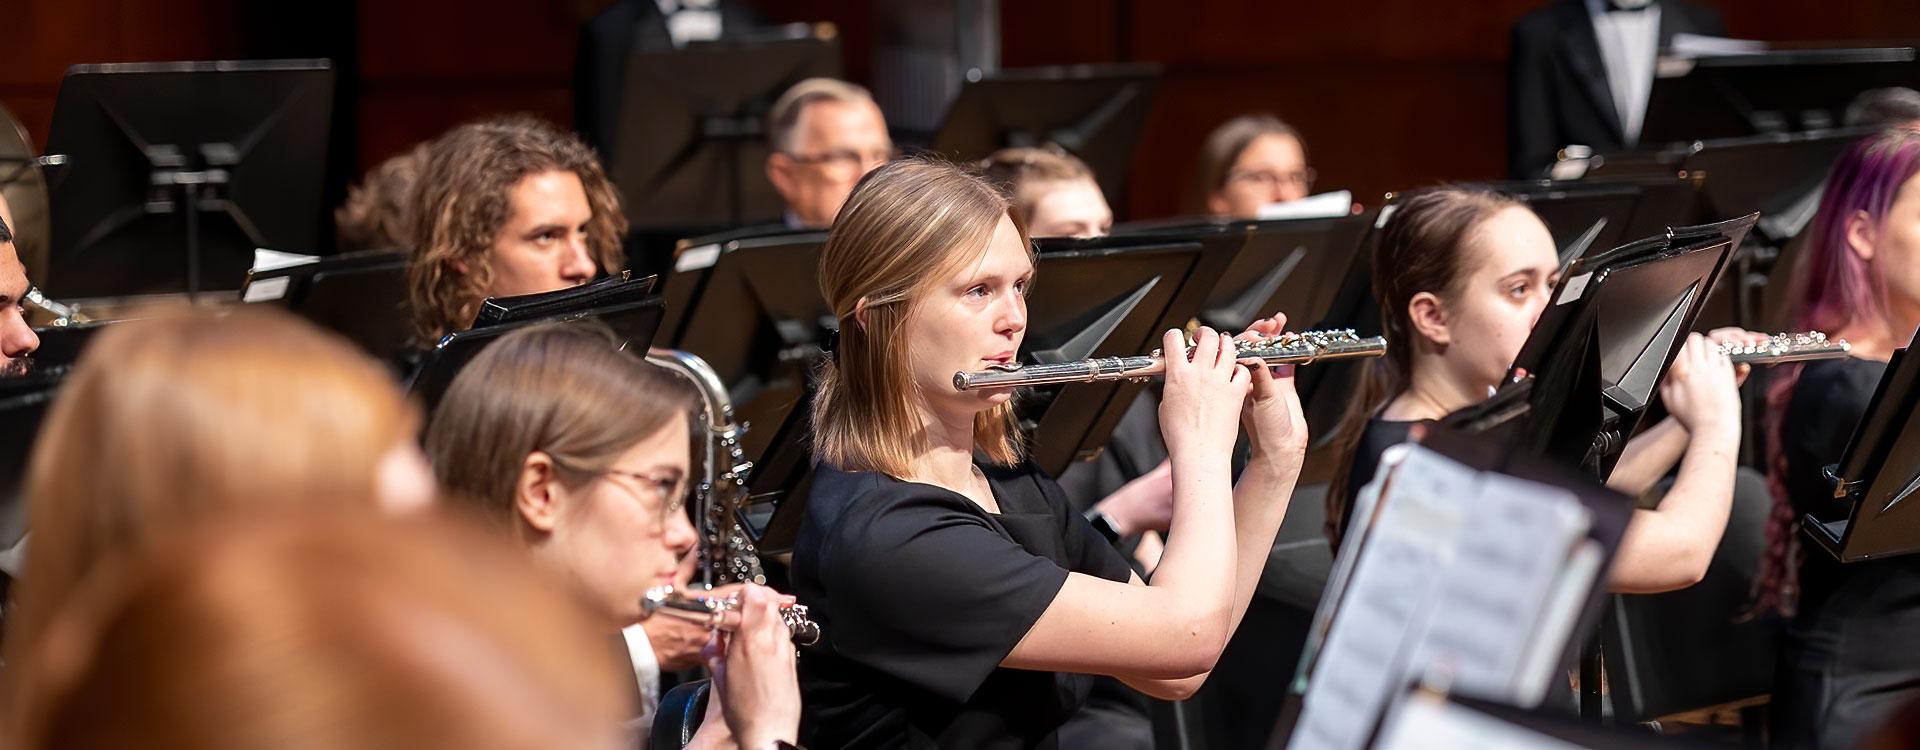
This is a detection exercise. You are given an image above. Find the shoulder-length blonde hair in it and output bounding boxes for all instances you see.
[812,158,1030,477]
[4,307,420,674]
[407,115,628,343]
[424,322,699,535]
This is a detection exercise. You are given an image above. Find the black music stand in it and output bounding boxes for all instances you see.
[929,64,1162,217]
[406,282,665,419]
[43,60,335,299]
[656,229,830,398]
[241,249,410,360]
[1474,216,1751,474]
[1642,47,1920,144]
[1811,336,1920,562]
[1022,230,1244,477]
[1115,211,1377,335]
[610,30,840,232]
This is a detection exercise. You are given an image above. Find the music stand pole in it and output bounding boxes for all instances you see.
[183,180,201,302]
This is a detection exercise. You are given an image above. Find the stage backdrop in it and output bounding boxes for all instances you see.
[4,0,1918,223]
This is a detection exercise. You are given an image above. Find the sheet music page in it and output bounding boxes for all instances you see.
[1404,472,1591,705]
[1375,693,1585,750]
[1288,447,1475,750]
[1294,443,1410,692]
[1257,190,1354,221]
[1288,446,1599,750]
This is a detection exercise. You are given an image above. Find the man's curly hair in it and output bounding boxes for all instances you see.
[407,115,627,343]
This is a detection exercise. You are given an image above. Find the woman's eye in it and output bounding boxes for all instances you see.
[966,285,989,298]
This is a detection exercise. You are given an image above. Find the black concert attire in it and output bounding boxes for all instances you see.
[1053,393,1164,750]
[1507,0,1725,178]
[792,458,1134,749]
[1334,416,1425,549]
[573,0,767,164]
[1773,357,1920,749]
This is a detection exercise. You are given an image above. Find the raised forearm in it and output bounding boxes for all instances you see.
[1607,417,1689,497]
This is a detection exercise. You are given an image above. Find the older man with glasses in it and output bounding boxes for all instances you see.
[763,78,896,230]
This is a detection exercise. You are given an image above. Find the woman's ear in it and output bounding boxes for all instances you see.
[1846,209,1879,264]
[852,298,871,330]
[1406,292,1452,349]
[515,451,563,534]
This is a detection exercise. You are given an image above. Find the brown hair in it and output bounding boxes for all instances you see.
[408,115,628,343]
[1323,186,1525,545]
[768,78,876,155]
[4,307,420,694]
[813,158,1029,476]
[979,145,1097,225]
[15,512,629,749]
[335,143,429,253]
[425,322,699,534]
[1193,113,1303,211]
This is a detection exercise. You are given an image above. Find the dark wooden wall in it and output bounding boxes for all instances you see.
[6,0,1919,222]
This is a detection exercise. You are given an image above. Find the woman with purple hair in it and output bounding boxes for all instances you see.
[1758,127,1920,749]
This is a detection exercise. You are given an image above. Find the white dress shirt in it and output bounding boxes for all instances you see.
[621,623,665,733]
[1585,0,1662,145]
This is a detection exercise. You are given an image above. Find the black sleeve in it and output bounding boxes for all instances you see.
[1782,366,1877,520]
[1043,472,1136,584]
[816,486,1073,703]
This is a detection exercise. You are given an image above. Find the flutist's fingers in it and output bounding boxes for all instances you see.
[713,584,803,748]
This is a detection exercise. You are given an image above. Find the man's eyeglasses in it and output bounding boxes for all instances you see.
[784,147,899,174]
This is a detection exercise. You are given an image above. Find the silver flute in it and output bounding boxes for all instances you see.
[642,585,821,646]
[953,329,1388,392]
[1718,332,1850,365]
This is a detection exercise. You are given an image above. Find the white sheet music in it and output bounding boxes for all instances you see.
[1290,447,1473,750]
[1288,445,1598,750]
[1257,190,1354,221]
[1375,692,1585,750]
[1406,472,1590,704]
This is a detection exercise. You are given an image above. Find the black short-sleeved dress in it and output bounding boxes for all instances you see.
[792,458,1136,749]
[1773,357,1920,750]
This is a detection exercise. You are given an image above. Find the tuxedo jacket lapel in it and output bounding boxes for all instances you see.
[1557,3,1626,144]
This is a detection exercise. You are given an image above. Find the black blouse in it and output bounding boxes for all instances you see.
[1778,357,1920,623]
[1335,417,1424,548]
[791,459,1135,749]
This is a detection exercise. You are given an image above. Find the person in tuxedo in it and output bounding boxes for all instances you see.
[764,78,895,230]
[1507,0,1726,178]
[425,322,800,748]
[0,197,40,374]
[573,0,768,164]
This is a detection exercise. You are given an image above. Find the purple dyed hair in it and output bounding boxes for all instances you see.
[1751,127,1920,619]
